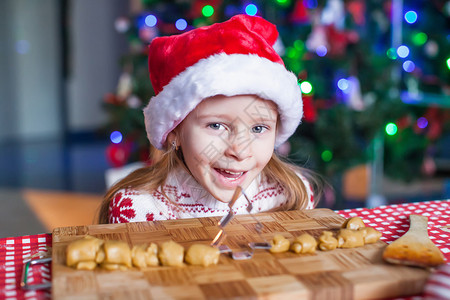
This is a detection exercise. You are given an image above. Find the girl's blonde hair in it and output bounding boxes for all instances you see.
[97,147,319,224]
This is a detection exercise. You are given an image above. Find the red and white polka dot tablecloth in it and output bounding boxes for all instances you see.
[338,199,450,299]
[337,199,450,262]
[0,200,448,300]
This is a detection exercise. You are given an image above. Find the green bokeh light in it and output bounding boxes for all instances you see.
[276,0,291,6]
[385,123,398,136]
[202,5,214,17]
[321,150,333,162]
[412,32,427,46]
[447,58,450,70]
[386,48,398,60]
[286,47,299,59]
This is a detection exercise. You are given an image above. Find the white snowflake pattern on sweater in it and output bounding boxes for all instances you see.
[109,167,314,223]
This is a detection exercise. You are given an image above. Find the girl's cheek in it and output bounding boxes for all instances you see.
[187,135,225,161]
[252,133,276,146]
[253,135,276,154]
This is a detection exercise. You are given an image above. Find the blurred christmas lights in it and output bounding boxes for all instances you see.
[412,32,427,46]
[397,45,410,58]
[337,78,349,92]
[175,18,187,30]
[115,17,130,33]
[202,5,214,17]
[145,14,157,27]
[417,117,428,129]
[300,81,313,94]
[404,11,418,24]
[403,60,415,72]
[245,4,258,16]
[287,47,301,59]
[386,48,398,60]
[304,0,318,9]
[424,40,439,57]
[139,26,158,42]
[316,45,327,57]
[385,123,398,136]
[276,0,292,7]
[321,150,333,162]
[110,131,123,144]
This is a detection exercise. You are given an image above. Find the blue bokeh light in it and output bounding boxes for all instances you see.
[337,78,349,92]
[316,45,328,57]
[397,45,410,58]
[404,11,418,24]
[403,60,415,72]
[145,14,157,27]
[245,4,258,16]
[175,18,187,30]
[110,131,123,144]
[304,0,318,9]
[417,117,428,129]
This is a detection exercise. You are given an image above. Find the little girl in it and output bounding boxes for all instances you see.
[98,14,317,224]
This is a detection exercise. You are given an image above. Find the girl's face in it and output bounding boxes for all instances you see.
[175,95,278,203]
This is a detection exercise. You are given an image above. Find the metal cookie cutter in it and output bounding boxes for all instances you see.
[21,257,52,290]
[211,186,271,260]
[241,188,271,251]
[211,186,242,247]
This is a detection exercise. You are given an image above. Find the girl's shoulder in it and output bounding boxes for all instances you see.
[108,187,176,223]
[108,182,202,223]
[108,188,154,223]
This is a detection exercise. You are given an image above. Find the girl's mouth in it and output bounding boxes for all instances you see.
[213,168,247,188]
[214,168,245,180]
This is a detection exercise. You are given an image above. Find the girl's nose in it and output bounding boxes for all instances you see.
[224,132,253,161]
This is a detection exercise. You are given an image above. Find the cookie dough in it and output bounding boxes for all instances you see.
[66,235,104,270]
[290,233,317,254]
[99,240,132,271]
[185,244,220,267]
[342,217,365,230]
[158,240,185,267]
[318,231,338,251]
[131,243,159,268]
[337,228,365,248]
[359,227,382,244]
[269,234,290,253]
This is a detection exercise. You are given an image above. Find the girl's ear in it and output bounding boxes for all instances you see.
[167,131,179,149]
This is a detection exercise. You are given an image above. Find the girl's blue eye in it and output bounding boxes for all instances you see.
[209,123,222,130]
[252,126,266,133]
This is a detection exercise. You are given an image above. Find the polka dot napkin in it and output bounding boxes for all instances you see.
[0,234,51,300]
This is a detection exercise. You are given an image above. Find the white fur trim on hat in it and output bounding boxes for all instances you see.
[144,53,303,149]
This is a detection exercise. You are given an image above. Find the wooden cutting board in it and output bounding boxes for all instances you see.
[52,208,430,299]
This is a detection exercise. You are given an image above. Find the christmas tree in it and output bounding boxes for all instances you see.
[103,0,450,206]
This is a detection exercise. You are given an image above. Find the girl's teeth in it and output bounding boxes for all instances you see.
[220,169,242,175]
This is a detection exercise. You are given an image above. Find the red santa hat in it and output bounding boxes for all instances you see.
[144,14,303,149]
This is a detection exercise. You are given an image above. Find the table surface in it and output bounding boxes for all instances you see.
[1,199,449,300]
